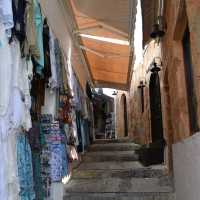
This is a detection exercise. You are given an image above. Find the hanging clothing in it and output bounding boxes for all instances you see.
[32,152,44,200]
[43,18,51,83]
[49,29,58,89]
[0,0,14,37]
[49,121,68,182]
[12,0,26,50]
[10,40,32,131]
[40,115,53,198]
[76,111,83,152]
[16,133,35,200]
[54,39,64,89]
[28,122,41,151]
[7,132,20,200]
[50,183,64,200]
[25,0,39,58]
[0,134,8,199]
[50,144,65,182]
[33,0,44,75]
[0,23,12,116]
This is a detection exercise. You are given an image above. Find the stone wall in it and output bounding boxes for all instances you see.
[115,41,161,142]
[115,0,200,176]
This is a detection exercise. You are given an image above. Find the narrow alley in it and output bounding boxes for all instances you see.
[0,0,200,200]
[64,139,175,200]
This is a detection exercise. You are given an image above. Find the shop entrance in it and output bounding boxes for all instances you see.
[149,72,164,143]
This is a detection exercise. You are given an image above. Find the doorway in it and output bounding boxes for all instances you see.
[149,72,164,143]
[182,25,199,133]
[121,94,128,137]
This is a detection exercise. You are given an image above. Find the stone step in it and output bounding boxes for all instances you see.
[89,143,140,152]
[82,151,139,162]
[72,168,166,179]
[78,161,143,170]
[65,177,174,193]
[64,192,176,200]
[93,138,134,144]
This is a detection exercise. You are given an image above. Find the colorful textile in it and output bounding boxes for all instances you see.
[33,0,44,75]
[50,143,68,182]
[32,152,44,200]
[49,29,58,89]
[50,144,63,182]
[40,145,51,198]
[40,114,52,198]
[28,122,41,151]
[16,133,35,200]
[54,39,63,89]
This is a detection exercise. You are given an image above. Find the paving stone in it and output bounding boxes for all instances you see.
[64,139,175,200]
[83,151,139,162]
[89,143,140,151]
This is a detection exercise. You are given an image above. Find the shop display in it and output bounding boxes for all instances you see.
[0,1,94,199]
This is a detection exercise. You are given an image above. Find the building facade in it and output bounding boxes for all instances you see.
[116,1,200,199]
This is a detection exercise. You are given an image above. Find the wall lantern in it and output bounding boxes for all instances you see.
[150,57,162,73]
[112,91,118,96]
[150,16,166,39]
[138,81,146,89]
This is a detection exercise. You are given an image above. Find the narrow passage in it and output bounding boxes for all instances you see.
[64,139,175,200]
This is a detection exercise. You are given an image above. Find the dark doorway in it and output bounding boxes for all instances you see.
[182,25,199,133]
[122,94,128,137]
[149,72,164,142]
[137,72,165,166]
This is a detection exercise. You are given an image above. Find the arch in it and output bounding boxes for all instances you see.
[120,94,128,137]
[149,72,164,143]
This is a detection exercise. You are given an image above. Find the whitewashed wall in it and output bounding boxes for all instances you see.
[173,132,200,200]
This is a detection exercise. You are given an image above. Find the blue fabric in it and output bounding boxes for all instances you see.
[50,144,63,182]
[16,134,35,200]
[34,0,44,75]
[32,152,44,200]
[49,144,68,182]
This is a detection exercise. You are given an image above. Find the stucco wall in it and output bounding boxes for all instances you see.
[173,132,200,200]
[39,0,92,90]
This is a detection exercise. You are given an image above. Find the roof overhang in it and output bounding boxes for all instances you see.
[68,0,137,90]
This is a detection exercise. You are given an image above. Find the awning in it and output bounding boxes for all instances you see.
[141,0,158,47]
[69,0,137,90]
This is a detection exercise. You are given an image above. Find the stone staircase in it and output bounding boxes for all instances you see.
[64,139,176,200]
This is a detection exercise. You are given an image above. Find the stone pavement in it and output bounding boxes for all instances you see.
[64,139,176,200]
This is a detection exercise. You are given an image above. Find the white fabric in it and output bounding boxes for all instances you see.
[0,39,33,199]
[10,40,32,131]
[7,133,20,200]
[0,23,12,116]
[50,183,64,200]
[0,122,8,199]
[0,103,19,200]
[49,29,58,89]
[0,0,13,36]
